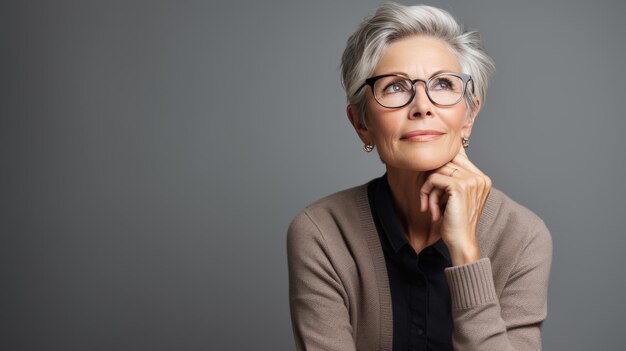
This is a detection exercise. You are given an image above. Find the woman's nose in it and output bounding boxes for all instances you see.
[409,83,434,119]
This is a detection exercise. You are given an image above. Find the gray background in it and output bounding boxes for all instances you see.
[2,0,624,350]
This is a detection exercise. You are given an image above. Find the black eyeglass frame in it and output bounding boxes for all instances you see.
[358,72,474,108]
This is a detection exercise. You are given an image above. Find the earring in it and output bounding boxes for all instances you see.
[363,144,374,152]
[461,136,470,149]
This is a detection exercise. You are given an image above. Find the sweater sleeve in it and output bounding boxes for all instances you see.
[444,219,553,351]
[287,210,357,351]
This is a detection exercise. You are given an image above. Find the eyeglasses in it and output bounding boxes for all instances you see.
[358,72,474,108]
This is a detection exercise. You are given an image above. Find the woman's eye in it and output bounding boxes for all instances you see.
[383,82,408,94]
[431,78,453,90]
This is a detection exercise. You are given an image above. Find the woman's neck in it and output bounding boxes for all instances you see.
[386,167,440,253]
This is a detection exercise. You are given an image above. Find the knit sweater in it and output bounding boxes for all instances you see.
[287,181,552,351]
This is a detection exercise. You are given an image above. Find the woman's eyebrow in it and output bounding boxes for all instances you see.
[381,71,409,76]
[427,69,451,77]
[377,69,455,79]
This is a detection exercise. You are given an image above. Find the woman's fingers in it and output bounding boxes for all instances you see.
[420,173,454,211]
[435,165,463,178]
[420,188,428,212]
[450,156,482,176]
[420,164,482,221]
[448,155,492,199]
[428,187,444,222]
[418,148,492,265]
[451,145,485,176]
[448,147,492,196]
[420,149,491,224]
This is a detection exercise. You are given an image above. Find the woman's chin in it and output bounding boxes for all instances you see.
[386,158,450,173]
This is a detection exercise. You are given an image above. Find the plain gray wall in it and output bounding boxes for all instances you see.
[2,0,624,350]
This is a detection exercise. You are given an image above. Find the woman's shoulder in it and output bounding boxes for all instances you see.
[478,187,552,260]
[305,183,369,212]
[286,181,381,275]
[289,182,369,229]
[287,181,375,245]
[483,187,548,232]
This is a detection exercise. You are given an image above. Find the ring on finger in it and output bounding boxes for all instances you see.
[450,168,459,177]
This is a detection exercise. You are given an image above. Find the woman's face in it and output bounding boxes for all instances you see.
[349,35,479,172]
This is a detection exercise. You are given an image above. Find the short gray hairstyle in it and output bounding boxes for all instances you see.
[341,3,495,123]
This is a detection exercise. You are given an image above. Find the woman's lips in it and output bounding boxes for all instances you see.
[401,130,445,141]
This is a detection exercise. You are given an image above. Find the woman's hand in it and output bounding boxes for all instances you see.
[419,146,492,266]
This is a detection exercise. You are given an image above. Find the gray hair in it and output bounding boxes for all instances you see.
[341,3,495,123]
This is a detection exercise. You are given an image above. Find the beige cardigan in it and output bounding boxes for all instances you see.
[287,182,552,351]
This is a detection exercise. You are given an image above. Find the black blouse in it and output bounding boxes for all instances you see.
[368,175,453,351]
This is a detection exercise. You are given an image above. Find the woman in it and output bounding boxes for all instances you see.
[287,3,552,351]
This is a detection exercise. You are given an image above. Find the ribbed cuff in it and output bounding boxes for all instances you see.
[445,258,497,309]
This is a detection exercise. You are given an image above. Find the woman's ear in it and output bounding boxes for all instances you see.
[462,96,481,137]
[347,104,372,145]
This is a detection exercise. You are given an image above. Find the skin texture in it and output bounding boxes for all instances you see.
[347,35,492,266]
